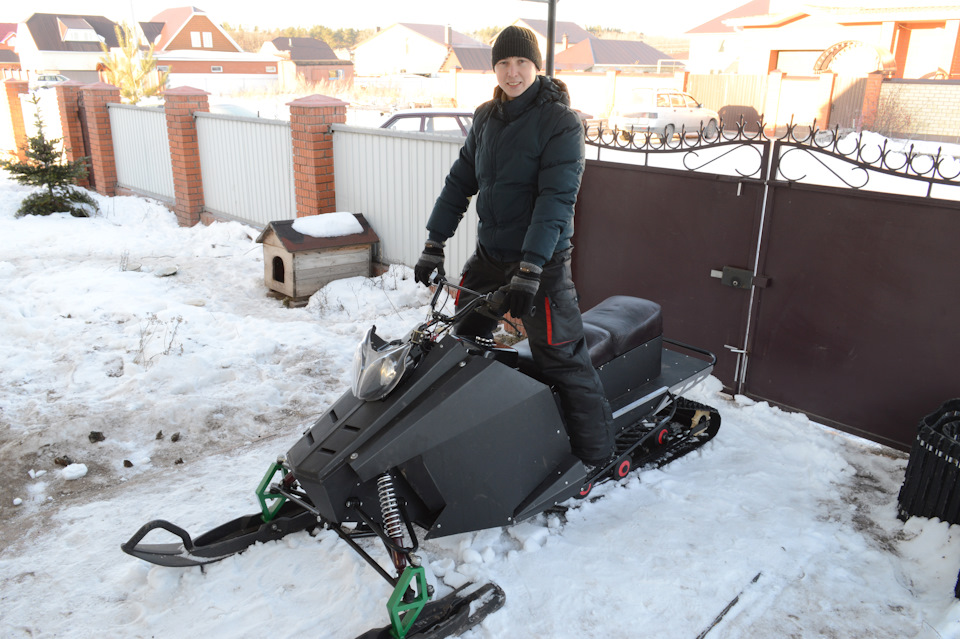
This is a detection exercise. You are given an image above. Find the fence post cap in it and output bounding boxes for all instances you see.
[163,86,211,97]
[287,94,349,108]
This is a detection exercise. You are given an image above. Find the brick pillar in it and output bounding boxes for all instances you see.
[860,71,885,131]
[79,82,120,196]
[288,94,348,217]
[163,87,209,227]
[763,70,785,135]
[54,80,89,187]
[4,79,29,161]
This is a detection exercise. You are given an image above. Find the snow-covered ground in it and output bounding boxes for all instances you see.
[1,171,959,638]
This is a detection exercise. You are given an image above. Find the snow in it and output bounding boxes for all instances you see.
[60,463,88,481]
[291,211,363,238]
[1,169,959,639]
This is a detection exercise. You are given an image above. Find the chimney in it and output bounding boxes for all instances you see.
[562,33,569,50]
[445,24,452,45]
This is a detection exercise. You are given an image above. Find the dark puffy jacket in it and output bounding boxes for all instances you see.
[426,76,585,267]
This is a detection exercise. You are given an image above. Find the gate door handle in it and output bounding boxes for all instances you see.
[710,266,770,290]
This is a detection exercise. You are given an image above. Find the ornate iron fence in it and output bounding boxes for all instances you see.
[586,118,960,200]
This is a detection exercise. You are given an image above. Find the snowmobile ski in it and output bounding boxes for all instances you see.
[120,501,316,567]
[356,581,506,639]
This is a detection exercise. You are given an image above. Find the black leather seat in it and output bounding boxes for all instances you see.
[513,296,662,375]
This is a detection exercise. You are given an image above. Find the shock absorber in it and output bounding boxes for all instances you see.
[377,472,407,573]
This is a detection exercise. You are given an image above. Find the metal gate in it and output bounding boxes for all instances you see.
[576,124,960,448]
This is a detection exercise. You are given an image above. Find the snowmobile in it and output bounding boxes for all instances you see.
[122,278,721,638]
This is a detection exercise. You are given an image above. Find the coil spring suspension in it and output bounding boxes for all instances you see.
[377,472,407,572]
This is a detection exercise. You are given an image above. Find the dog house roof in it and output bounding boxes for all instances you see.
[256,214,378,253]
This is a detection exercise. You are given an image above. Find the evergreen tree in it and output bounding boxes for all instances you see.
[99,23,169,104]
[0,95,98,218]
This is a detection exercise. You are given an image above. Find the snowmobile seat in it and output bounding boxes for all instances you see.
[513,296,662,377]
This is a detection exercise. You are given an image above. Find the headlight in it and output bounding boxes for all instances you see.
[351,326,413,401]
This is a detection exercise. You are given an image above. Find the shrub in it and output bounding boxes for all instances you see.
[0,95,98,218]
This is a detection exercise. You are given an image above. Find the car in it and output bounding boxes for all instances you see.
[32,74,70,88]
[379,108,473,136]
[608,89,719,140]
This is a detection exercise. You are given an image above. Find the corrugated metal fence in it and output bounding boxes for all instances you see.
[195,112,296,227]
[108,104,175,201]
[331,125,477,277]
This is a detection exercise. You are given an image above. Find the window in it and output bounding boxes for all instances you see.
[682,95,699,108]
[157,65,169,72]
[211,66,223,73]
[385,117,423,132]
[266,66,277,73]
[202,32,213,48]
[190,32,201,47]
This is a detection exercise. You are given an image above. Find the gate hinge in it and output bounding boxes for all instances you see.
[710,266,770,290]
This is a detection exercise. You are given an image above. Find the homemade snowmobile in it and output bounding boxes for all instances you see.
[122,279,721,638]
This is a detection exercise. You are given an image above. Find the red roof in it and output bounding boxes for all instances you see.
[687,0,772,34]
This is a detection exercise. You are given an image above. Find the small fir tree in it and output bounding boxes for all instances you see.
[0,95,98,218]
[99,23,168,104]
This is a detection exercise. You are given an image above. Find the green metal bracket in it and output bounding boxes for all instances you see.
[387,566,430,639]
[255,461,288,523]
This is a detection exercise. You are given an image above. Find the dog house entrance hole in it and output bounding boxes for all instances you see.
[272,256,285,283]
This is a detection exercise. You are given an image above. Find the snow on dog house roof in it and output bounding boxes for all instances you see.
[256,214,378,253]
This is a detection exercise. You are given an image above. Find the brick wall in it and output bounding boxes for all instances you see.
[877,79,960,142]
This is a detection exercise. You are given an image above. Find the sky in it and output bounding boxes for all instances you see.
[13,0,745,37]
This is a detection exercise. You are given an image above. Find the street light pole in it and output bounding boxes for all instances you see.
[523,0,559,78]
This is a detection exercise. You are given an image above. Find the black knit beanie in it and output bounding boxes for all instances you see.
[491,26,542,70]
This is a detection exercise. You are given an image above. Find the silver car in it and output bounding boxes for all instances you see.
[380,109,473,136]
[609,89,719,140]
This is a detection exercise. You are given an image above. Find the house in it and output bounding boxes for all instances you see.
[260,36,354,87]
[0,22,19,79]
[555,38,677,73]
[439,44,493,72]
[508,19,598,67]
[353,23,487,75]
[687,0,960,79]
[148,6,279,92]
[14,13,120,82]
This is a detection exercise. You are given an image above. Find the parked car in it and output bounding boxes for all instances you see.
[379,109,473,136]
[609,89,719,140]
[32,74,70,89]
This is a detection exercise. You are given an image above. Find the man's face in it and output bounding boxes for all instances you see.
[495,56,538,101]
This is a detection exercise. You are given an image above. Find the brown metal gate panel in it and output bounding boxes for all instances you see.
[829,75,867,130]
[574,159,764,387]
[745,183,960,448]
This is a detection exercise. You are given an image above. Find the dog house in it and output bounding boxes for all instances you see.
[256,214,380,305]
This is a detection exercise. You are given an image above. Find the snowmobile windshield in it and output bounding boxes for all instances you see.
[351,326,413,401]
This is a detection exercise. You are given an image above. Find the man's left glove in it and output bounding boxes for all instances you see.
[504,262,542,318]
[414,239,445,286]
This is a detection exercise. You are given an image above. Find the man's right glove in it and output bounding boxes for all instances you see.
[503,261,542,318]
[413,239,445,286]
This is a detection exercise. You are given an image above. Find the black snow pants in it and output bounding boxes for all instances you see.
[453,244,615,464]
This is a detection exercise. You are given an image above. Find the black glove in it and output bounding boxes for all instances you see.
[414,240,445,286]
[504,262,542,318]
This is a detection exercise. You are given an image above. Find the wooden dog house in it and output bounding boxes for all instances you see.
[256,214,380,305]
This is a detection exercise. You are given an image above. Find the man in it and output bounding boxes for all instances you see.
[413,25,615,472]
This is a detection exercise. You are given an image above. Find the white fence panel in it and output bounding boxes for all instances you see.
[20,88,62,145]
[109,104,175,201]
[195,112,295,228]
[332,125,476,275]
